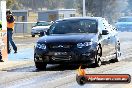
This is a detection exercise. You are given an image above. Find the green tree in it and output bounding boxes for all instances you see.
[17,0,65,10]
[64,0,75,9]
[77,0,128,23]
[6,0,15,9]
[7,0,77,10]
[6,0,21,10]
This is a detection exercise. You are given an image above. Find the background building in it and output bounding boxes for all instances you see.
[12,9,77,34]
[38,9,76,21]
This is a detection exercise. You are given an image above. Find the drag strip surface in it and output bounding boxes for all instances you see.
[1,32,132,88]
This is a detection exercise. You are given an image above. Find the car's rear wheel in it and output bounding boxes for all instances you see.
[110,42,121,62]
[114,51,121,62]
[32,35,35,37]
[35,61,47,70]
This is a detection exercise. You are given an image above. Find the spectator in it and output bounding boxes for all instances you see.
[0,21,4,62]
[0,50,3,62]
[6,10,17,54]
[0,21,2,30]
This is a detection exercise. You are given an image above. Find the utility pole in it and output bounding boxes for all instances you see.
[83,0,86,17]
[1,1,6,30]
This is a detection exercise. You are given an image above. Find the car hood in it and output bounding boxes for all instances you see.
[32,26,50,30]
[37,33,98,44]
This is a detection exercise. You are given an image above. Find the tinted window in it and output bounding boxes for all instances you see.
[36,22,51,26]
[49,19,98,34]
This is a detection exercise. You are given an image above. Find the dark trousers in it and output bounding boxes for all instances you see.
[7,28,17,53]
[0,50,2,60]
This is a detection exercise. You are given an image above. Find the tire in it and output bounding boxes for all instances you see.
[39,34,42,37]
[114,43,121,62]
[39,32,44,37]
[32,35,35,37]
[110,42,121,63]
[0,51,2,60]
[35,61,47,70]
[93,46,102,67]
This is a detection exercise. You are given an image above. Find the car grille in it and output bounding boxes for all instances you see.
[49,44,72,49]
[36,30,44,32]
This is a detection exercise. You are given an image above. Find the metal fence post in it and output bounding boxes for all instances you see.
[23,23,24,37]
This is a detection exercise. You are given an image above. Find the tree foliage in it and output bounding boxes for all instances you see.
[77,0,128,23]
[17,0,65,10]
[6,0,77,10]
[6,0,22,10]
[6,0,130,23]
[6,0,15,9]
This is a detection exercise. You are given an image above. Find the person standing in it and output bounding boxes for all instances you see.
[0,50,3,62]
[0,21,2,30]
[0,21,4,62]
[6,10,17,54]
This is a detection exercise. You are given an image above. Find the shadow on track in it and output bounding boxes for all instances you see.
[4,61,112,72]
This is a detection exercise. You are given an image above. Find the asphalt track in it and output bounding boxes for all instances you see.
[1,32,132,88]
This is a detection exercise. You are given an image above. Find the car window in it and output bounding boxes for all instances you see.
[36,22,51,26]
[49,19,98,34]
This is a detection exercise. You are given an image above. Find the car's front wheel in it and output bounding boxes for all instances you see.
[35,61,47,70]
[32,35,35,37]
[93,46,102,67]
[39,32,44,37]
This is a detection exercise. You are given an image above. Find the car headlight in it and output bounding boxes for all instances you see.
[36,43,46,49]
[32,28,35,30]
[77,42,92,48]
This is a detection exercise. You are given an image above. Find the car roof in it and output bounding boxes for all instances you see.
[56,17,104,22]
[37,21,53,23]
[37,21,47,22]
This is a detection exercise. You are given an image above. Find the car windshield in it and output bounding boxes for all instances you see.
[48,19,98,34]
[118,18,132,22]
[36,22,51,26]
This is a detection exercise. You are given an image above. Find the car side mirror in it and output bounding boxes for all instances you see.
[102,30,109,35]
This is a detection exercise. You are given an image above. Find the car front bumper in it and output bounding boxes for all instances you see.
[34,47,97,64]
[31,31,43,35]
[31,29,47,35]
